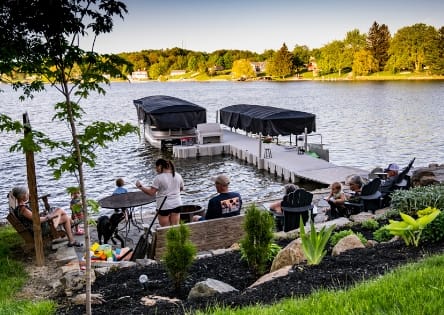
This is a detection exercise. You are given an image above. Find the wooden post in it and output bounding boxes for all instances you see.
[23,113,45,266]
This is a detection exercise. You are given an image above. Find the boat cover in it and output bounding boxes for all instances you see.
[134,95,206,130]
[219,104,316,136]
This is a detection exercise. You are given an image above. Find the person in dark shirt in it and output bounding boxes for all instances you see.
[193,174,242,221]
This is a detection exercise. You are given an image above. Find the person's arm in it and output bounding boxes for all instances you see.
[19,205,51,222]
[205,199,217,220]
[335,192,346,205]
[135,180,157,196]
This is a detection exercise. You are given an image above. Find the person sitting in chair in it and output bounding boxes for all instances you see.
[269,184,299,214]
[380,163,400,206]
[380,163,399,195]
[324,182,347,220]
[193,174,242,221]
[343,175,365,216]
[12,186,82,247]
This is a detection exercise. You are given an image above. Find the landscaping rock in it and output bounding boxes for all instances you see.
[332,234,365,256]
[270,238,305,272]
[188,278,238,299]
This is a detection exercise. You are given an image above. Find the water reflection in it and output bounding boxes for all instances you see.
[1,81,443,219]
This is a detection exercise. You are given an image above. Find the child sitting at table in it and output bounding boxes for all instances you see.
[113,178,128,195]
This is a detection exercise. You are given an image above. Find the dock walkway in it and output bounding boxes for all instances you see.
[173,130,368,186]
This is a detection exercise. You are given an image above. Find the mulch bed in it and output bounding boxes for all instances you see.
[56,225,444,315]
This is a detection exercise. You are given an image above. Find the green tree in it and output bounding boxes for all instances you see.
[387,23,440,73]
[231,59,256,79]
[0,1,137,314]
[292,45,311,74]
[344,29,367,72]
[317,40,347,75]
[266,43,293,78]
[367,21,391,71]
[352,49,378,76]
[424,26,444,75]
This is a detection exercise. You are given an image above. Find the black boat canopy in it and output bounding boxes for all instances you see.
[134,95,206,130]
[219,104,316,136]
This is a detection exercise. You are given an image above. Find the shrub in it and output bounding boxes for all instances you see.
[330,229,367,247]
[300,217,335,265]
[421,212,444,244]
[390,184,444,216]
[361,219,379,230]
[384,207,441,247]
[240,204,276,275]
[163,223,196,291]
[373,227,393,242]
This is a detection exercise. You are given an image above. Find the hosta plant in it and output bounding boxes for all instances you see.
[384,207,441,247]
[299,217,335,265]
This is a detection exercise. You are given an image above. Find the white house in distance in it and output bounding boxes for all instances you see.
[170,70,187,76]
[131,70,148,80]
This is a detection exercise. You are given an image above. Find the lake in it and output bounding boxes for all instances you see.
[1,80,443,219]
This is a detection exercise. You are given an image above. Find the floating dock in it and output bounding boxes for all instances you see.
[173,130,368,186]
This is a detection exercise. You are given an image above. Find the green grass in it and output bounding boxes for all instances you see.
[194,253,444,315]
[0,226,56,315]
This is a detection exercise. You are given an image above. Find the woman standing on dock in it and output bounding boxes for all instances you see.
[135,159,184,227]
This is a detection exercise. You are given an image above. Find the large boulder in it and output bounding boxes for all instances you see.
[270,238,306,272]
[411,168,439,187]
[332,234,365,256]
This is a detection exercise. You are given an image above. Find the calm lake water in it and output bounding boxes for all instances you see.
[1,80,443,219]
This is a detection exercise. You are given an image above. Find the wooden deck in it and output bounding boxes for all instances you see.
[173,130,368,186]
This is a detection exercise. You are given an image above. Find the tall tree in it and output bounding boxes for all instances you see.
[344,29,367,72]
[387,23,440,73]
[266,43,293,79]
[317,40,347,76]
[367,21,391,71]
[292,45,311,74]
[424,26,444,75]
[231,59,256,79]
[0,1,137,314]
[352,49,378,76]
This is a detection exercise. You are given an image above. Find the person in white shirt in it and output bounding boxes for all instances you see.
[136,158,184,227]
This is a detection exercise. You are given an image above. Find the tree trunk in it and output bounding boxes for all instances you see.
[23,113,45,266]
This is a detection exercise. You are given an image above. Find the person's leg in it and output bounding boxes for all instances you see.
[169,212,180,225]
[157,214,170,227]
[53,208,78,244]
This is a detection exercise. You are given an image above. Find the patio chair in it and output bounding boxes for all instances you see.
[273,189,314,232]
[381,157,415,207]
[344,178,382,214]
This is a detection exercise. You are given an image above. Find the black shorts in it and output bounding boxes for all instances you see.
[158,206,182,216]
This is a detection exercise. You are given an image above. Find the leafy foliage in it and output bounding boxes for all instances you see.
[163,223,197,291]
[373,227,393,243]
[231,59,256,79]
[329,229,367,247]
[384,208,441,247]
[240,204,276,275]
[367,21,391,71]
[390,184,444,216]
[361,219,379,230]
[266,43,294,78]
[300,217,335,265]
[386,23,440,73]
[421,212,444,244]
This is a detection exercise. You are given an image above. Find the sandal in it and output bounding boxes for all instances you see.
[68,241,83,247]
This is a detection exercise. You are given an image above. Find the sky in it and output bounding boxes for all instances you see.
[89,0,444,54]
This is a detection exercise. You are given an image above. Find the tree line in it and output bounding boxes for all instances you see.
[119,22,444,79]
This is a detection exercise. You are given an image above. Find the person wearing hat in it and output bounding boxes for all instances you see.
[380,163,400,205]
[193,174,242,221]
